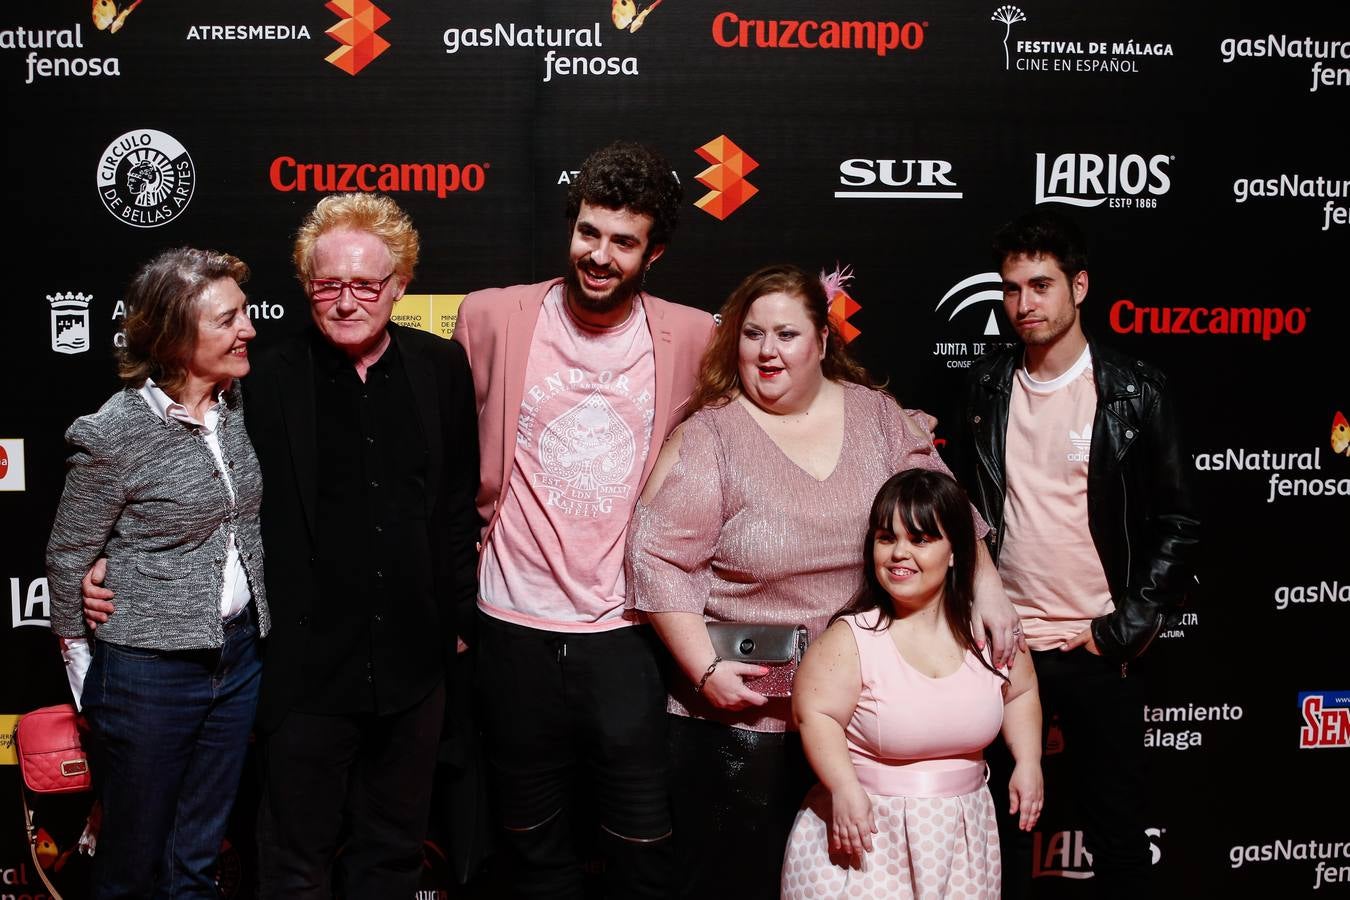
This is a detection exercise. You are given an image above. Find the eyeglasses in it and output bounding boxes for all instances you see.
[308,273,395,302]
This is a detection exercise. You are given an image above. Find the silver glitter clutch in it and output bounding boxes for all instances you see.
[706,623,809,698]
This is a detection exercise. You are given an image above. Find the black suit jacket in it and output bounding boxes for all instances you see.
[243,323,480,732]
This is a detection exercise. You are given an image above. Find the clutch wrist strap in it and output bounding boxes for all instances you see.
[695,656,723,694]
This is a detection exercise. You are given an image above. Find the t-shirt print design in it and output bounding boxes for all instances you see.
[533,390,636,517]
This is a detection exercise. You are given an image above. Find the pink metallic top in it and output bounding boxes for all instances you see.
[625,381,984,732]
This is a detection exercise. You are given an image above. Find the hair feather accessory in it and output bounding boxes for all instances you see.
[819,264,854,301]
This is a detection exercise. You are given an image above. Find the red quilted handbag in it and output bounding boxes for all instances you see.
[15,704,92,794]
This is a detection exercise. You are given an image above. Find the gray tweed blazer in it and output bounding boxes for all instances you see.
[45,383,271,649]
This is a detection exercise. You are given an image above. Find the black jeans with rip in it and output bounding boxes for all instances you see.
[474,613,674,899]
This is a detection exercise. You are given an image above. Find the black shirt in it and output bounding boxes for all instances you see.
[304,332,438,714]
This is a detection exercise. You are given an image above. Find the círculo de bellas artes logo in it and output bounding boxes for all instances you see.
[97,130,195,228]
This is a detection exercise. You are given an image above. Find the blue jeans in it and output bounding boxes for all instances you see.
[82,608,262,899]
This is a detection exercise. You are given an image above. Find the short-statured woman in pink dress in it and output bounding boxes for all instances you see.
[781,469,1043,899]
[624,264,1023,898]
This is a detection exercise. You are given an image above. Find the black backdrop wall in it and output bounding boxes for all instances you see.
[3,1,1347,897]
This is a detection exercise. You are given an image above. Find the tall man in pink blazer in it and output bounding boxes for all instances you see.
[452,141,714,898]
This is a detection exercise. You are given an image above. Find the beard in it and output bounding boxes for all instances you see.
[1017,305,1077,347]
[564,256,645,317]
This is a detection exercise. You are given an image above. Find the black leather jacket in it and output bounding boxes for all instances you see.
[960,340,1200,662]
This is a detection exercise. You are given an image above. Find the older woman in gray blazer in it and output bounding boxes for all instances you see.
[46,247,271,900]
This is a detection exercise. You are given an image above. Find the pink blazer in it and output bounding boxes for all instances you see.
[452,278,715,543]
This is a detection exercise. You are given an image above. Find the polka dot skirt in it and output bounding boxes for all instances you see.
[780,784,1001,899]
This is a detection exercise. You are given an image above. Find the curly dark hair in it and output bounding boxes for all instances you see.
[833,469,1006,682]
[565,141,681,247]
[991,208,1089,281]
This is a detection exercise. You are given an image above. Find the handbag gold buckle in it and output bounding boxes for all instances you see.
[61,758,88,777]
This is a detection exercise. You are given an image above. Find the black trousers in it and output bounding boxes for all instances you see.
[474,614,674,899]
[668,714,814,900]
[256,681,445,900]
[989,647,1151,900]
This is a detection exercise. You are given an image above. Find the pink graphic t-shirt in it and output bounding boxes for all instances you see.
[479,285,656,631]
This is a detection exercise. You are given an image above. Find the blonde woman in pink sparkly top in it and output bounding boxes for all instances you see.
[623,264,1023,899]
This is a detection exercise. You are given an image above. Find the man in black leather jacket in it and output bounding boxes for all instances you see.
[959,210,1199,899]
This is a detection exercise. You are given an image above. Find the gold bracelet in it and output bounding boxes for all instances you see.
[694,656,723,694]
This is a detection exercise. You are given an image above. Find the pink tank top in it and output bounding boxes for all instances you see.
[842,611,1006,797]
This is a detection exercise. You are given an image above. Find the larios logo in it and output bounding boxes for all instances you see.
[269,158,489,198]
[2,22,122,84]
[993,5,1173,75]
[835,158,961,200]
[1108,299,1308,341]
[9,577,49,629]
[712,12,926,57]
[1033,827,1164,879]
[931,272,1017,371]
[1300,690,1350,749]
[1143,700,1243,751]
[325,0,390,75]
[0,439,25,492]
[97,129,195,228]
[1232,174,1348,232]
[694,136,758,220]
[443,19,638,83]
[1034,152,1171,208]
[1220,35,1350,93]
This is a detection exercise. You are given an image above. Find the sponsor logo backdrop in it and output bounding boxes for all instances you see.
[2,0,1344,896]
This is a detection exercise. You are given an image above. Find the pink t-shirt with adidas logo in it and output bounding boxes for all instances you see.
[999,348,1114,650]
